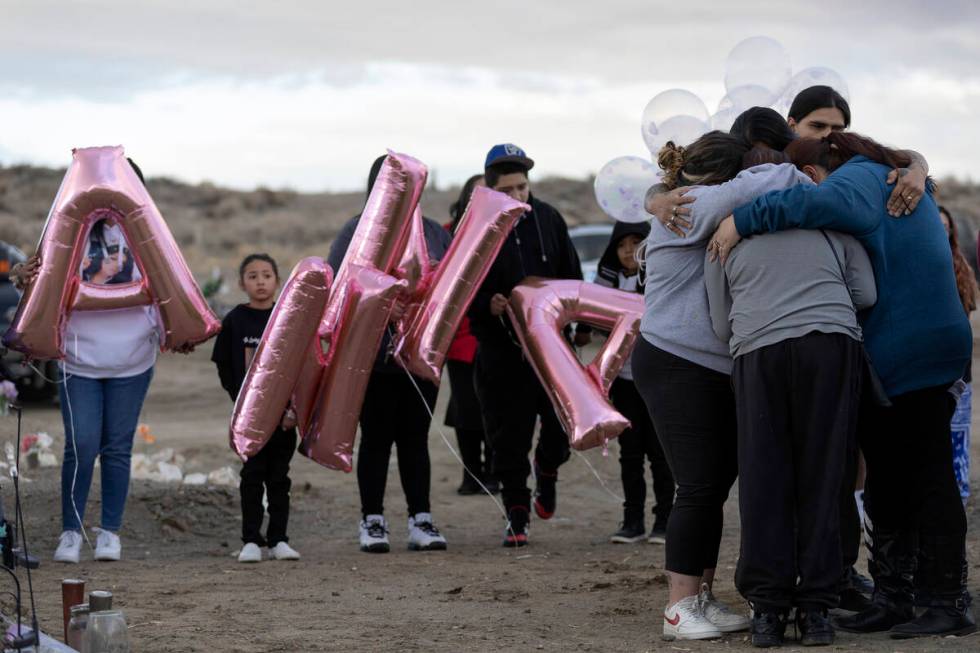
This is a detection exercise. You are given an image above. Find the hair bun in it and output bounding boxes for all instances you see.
[657,141,686,189]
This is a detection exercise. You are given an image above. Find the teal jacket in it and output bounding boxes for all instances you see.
[733,156,971,397]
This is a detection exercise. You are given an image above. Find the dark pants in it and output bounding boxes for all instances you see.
[631,338,738,577]
[241,426,297,546]
[473,344,570,511]
[610,376,674,522]
[860,384,967,544]
[733,332,862,611]
[446,360,491,479]
[357,371,439,518]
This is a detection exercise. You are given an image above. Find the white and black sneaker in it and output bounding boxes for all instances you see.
[359,514,390,553]
[407,513,447,551]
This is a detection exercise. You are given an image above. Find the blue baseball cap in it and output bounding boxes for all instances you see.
[484,143,534,171]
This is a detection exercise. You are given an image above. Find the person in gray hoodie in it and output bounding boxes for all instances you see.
[703,147,877,647]
[632,131,811,641]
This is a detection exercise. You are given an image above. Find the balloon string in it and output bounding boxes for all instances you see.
[571,449,624,504]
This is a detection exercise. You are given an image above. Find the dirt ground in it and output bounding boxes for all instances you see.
[5,342,980,652]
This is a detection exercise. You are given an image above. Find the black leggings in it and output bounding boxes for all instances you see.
[357,371,439,518]
[631,338,737,576]
[241,426,296,546]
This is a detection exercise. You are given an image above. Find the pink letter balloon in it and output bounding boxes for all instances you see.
[395,186,528,383]
[506,279,645,450]
[2,146,220,359]
[230,257,333,460]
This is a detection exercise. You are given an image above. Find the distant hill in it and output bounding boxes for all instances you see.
[2,163,978,280]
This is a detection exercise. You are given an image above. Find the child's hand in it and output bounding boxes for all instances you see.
[390,297,407,322]
[281,407,298,430]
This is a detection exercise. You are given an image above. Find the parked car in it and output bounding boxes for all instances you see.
[0,242,59,402]
[568,223,614,282]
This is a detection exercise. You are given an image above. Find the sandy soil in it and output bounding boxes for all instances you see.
[6,344,980,652]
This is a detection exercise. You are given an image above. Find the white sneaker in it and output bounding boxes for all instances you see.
[54,530,82,564]
[93,528,121,562]
[269,541,300,561]
[407,513,447,551]
[238,542,263,563]
[359,515,390,553]
[663,594,723,641]
[699,583,751,632]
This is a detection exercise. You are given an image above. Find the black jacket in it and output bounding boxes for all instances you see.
[211,304,274,402]
[594,220,650,291]
[469,194,585,348]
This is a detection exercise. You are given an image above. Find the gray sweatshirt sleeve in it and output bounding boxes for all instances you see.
[835,233,878,310]
[703,249,734,343]
[649,163,813,245]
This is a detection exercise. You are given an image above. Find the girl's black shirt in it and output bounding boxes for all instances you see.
[211,304,273,402]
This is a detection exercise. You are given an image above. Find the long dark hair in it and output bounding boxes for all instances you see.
[938,205,978,314]
[449,174,485,231]
[784,131,912,174]
[788,85,851,127]
[657,131,750,190]
[730,107,796,151]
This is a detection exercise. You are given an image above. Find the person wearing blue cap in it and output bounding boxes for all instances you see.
[469,143,590,547]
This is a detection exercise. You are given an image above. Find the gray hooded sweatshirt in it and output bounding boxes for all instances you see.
[640,163,812,374]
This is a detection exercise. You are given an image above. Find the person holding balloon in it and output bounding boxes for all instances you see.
[329,154,452,554]
[14,160,163,564]
[469,143,589,547]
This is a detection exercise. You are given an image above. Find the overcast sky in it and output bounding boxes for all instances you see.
[1,0,978,191]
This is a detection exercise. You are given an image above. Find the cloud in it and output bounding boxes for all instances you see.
[1,1,978,189]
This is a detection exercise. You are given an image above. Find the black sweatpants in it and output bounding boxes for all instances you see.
[733,332,862,611]
[357,371,439,518]
[446,360,491,479]
[473,343,570,511]
[631,338,738,576]
[610,376,674,522]
[860,384,967,541]
[241,426,297,546]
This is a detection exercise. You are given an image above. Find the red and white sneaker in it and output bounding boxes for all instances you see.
[663,594,723,641]
[503,507,529,548]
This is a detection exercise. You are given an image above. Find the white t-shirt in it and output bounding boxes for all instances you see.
[63,221,160,379]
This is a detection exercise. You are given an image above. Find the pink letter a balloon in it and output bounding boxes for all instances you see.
[506,279,645,450]
[2,146,220,359]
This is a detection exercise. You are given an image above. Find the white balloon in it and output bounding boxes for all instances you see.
[643,114,710,155]
[594,156,661,224]
[641,89,709,154]
[710,107,740,132]
[719,84,778,115]
[724,36,792,96]
[771,67,850,118]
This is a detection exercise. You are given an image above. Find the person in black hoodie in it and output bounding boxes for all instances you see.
[212,253,301,563]
[328,154,452,554]
[469,143,590,547]
[594,221,675,545]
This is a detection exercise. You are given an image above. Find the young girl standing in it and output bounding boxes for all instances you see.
[212,254,300,563]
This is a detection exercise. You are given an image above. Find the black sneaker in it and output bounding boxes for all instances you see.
[797,608,835,646]
[457,472,483,496]
[648,514,668,544]
[503,506,530,548]
[609,519,645,544]
[750,611,788,648]
[848,567,874,595]
[532,459,557,520]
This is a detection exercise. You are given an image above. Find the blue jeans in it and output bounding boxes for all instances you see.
[59,368,153,532]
